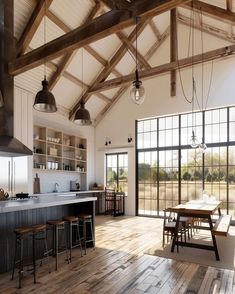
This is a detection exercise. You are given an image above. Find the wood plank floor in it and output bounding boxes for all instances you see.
[0,215,234,293]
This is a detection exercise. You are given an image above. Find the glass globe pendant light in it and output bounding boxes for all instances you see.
[33,9,57,113]
[190,130,198,148]
[130,69,145,105]
[130,16,145,105]
[74,48,92,126]
[198,141,207,153]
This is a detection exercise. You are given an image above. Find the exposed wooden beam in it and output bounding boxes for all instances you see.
[94,86,129,126]
[145,26,170,60]
[96,93,112,103]
[102,0,131,10]
[48,2,101,90]
[227,0,232,11]
[149,20,161,40]
[9,0,190,75]
[88,44,235,93]
[103,0,151,71]
[84,45,122,77]
[69,20,148,119]
[46,10,70,33]
[183,1,235,25]
[17,0,53,56]
[178,13,235,43]
[63,71,86,88]
[48,52,76,90]
[116,32,151,70]
[95,26,170,125]
[46,6,123,82]
[62,71,110,103]
[170,8,177,97]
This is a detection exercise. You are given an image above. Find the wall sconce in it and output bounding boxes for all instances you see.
[128,136,132,143]
[105,139,111,146]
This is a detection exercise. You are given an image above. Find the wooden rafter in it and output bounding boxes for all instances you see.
[183,1,235,25]
[145,26,170,60]
[227,0,232,11]
[69,20,148,119]
[46,7,122,83]
[48,2,101,91]
[94,86,129,126]
[149,20,162,40]
[116,32,151,70]
[88,43,235,93]
[102,0,131,10]
[83,45,122,77]
[17,0,53,56]
[170,8,177,97]
[62,71,110,103]
[95,26,170,125]
[178,13,235,44]
[102,0,151,71]
[9,0,190,75]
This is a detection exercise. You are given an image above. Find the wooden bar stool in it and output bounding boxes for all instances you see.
[63,216,83,262]
[78,214,95,255]
[31,224,51,282]
[12,224,50,288]
[46,220,69,270]
[12,226,34,288]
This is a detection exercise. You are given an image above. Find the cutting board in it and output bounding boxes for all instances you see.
[33,173,40,194]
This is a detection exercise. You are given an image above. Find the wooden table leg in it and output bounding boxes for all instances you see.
[208,215,220,261]
[171,214,180,253]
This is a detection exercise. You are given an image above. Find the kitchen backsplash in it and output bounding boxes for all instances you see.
[33,171,84,194]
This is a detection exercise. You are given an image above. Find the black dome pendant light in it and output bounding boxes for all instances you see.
[33,2,57,113]
[74,48,91,126]
[34,77,57,113]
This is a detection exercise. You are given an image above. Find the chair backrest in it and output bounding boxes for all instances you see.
[163,208,176,227]
[105,187,115,199]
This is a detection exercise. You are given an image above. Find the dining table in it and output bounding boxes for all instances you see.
[168,200,222,260]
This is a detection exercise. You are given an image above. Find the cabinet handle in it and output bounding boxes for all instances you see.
[13,161,16,193]
[8,161,10,192]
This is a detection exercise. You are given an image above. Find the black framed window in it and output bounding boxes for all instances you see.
[136,106,235,220]
[106,153,128,193]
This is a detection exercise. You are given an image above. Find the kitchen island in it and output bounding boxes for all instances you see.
[0,192,97,273]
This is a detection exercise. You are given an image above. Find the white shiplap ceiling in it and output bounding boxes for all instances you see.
[13,0,235,126]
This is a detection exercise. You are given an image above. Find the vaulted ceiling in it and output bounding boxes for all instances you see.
[13,0,235,126]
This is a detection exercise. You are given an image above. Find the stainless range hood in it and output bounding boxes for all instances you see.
[0,136,33,157]
[0,0,32,157]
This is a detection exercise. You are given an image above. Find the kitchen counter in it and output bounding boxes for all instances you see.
[0,190,104,213]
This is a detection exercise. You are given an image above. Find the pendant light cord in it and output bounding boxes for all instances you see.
[177,1,214,110]
[82,47,84,95]
[135,16,138,73]
[44,0,47,79]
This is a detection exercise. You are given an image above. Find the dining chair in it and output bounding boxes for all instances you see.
[163,209,180,250]
[104,187,115,215]
[162,209,190,250]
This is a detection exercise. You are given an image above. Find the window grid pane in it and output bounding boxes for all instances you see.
[137,106,235,219]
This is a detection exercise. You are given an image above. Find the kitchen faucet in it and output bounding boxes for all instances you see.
[53,182,59,193]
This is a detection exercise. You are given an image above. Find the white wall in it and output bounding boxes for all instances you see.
[95,27,235,215]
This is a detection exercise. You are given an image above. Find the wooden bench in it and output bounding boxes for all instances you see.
[212,215,231,236]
